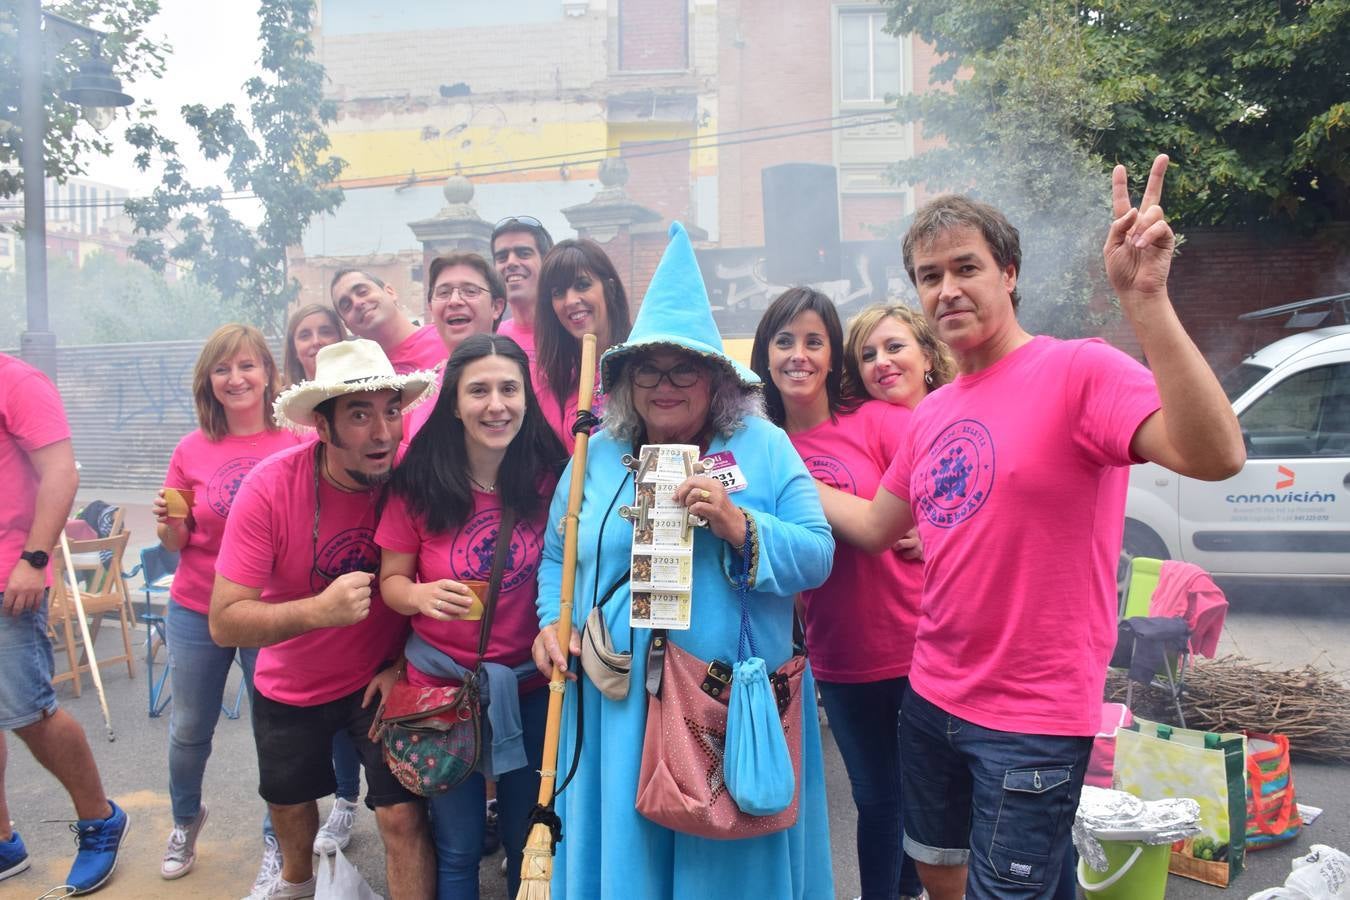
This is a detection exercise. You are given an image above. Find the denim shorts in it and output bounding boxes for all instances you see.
[899,688,1092,898]
[0,594,59,730]
[251,684,417,809]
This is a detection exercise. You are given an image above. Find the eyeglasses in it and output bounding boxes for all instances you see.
[630,361,703,389]
[432,282,489,302]
[491,215,553,250]
[494,215,545,231]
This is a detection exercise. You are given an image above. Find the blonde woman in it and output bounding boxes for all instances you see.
[153,325,299,882]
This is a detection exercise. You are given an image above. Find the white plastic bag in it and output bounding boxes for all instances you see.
[315,846,382,900]
[1246,844,1350,900]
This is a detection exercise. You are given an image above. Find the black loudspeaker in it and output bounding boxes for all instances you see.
[761,163,841,285]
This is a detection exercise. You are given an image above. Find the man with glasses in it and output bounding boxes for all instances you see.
[491,216,554,361]
[330,268,444,374]
[211,340,437,900]
[403,253,507,443]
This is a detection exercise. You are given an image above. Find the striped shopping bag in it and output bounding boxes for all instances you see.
[1245,733,1302,850]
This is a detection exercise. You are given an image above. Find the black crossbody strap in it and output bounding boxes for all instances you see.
[474,506,517,667]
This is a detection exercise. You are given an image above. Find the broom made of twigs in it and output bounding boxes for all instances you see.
[1106,655,1350,761]
[518,334,597,899]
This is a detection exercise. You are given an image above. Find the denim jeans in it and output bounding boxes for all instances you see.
[166,601,259,825]
[817,677,924,899]
[0,595,57,730]
[429,686,547,900]
[332,729,362,801]
[899,688,1092,899]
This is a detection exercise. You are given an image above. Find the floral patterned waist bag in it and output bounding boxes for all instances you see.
[372,508,516,797]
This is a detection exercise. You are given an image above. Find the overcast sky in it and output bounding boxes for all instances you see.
[84,0,262,209]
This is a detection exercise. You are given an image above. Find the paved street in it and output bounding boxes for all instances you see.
[3,492,1346,898]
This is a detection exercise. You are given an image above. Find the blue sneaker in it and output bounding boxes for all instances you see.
[1,829,31,882]
[65,800,129,895]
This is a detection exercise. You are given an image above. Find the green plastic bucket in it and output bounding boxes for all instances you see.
[1077,840,1170,899]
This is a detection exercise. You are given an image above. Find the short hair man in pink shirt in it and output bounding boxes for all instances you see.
[822,157,1246,899]
[0,353,129,894]
[490,215,554,361]
[330,268,445,374]
[211,340,437,900]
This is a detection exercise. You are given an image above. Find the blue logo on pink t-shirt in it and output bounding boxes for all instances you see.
[208,457,263,518]
[917,418,994,528]
[452,511,543,592]
[311,527,379,591]
[802,455,857,494]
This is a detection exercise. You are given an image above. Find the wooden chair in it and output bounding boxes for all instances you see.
[49,530,137,696]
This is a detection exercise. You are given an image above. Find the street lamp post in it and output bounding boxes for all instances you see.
[16,0,134,379]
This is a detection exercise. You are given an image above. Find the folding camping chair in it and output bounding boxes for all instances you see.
[49,531,137,696]
[124,543,248,719]
[1112,556,1190,726]
[125,543,178,717]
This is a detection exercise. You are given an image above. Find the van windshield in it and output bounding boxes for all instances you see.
[1220,363,1271,403]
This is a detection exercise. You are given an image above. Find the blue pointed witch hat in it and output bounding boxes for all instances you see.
[600,221,760,392]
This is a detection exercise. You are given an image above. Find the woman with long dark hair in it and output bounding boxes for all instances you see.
[533,239,632,451]
[751,289,927,900]
[377,333,566,899]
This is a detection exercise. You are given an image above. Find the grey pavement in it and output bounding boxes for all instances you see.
[2,493,1346,898]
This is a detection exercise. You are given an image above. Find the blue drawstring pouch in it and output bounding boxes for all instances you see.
[724,656,794,816]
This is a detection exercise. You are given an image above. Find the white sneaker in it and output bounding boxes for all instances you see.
[243,834,283,900]
[313,797,358,855]
[246,874,316,900]
[161,804,208,880]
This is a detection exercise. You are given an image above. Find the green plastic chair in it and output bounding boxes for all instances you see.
[1115,556,1188,726]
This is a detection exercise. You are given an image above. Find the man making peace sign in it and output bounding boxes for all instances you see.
[822,156,1245,899]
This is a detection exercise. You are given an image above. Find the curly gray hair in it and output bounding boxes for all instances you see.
[604,352,764,444]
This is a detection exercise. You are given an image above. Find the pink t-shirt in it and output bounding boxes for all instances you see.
[375,486,553,687]
[881,337,1161,735]
[531,362,604,455]
[791,401,922,683]
[401,367,446,444]
[163,428,302,614]
[496,316,536,362]
[216,442,408,706]
[0,354,70,590]
[386,324,445,375]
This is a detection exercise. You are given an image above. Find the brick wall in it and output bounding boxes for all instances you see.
[716,0,836,247]
[1101,224,1350,371]
[618,0,689,70]
[841,193,906,241]
[622,139,693,224]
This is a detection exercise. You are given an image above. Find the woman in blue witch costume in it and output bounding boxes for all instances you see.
[531,223,835,899]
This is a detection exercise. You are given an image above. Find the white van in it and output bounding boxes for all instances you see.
[1123,325,1350,585]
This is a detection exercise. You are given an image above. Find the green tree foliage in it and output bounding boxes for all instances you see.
[125,0,343,333]
[886,0,1350,228]
[0,0,166,200]
[0,250,247,345]
[887,6,1119,336]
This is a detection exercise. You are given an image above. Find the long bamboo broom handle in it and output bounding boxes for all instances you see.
[536,332,597,807]
[60,530,116,741]
[518,335,598,898]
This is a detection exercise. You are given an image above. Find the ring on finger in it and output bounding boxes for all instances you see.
[698,488,711,502]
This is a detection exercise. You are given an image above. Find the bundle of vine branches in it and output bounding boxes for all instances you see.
[1105,655,1350,762]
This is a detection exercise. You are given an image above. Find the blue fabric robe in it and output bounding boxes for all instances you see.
[537,416,836,899]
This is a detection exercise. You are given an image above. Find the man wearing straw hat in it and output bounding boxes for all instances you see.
[0,352,129,895]
[211,339,436,899]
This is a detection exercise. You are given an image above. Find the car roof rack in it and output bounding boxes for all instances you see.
[1237,292,1350,329]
